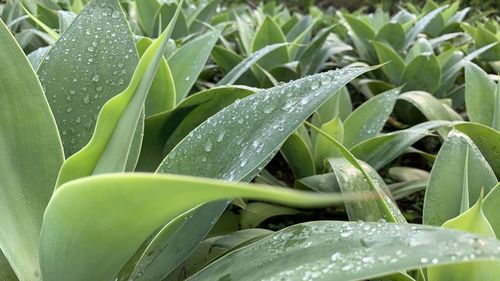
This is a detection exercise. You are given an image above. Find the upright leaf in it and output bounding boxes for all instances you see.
[168,30,220,103]
[465,62,497,128]
[401,55,441,93]
[0,19,63,281]
[423,130,497,226]
[343,88,400,148]
[55,0,183,186]
[251,16,290,71]
[37,0,139,156]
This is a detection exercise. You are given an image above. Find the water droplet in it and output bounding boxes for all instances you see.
[83,95,90,104]
[96,86,103,92]
[111,10,120,18]
[185,76,190,81]
[217,131,226,142]
[420,257,429,264]
[92,74,100,82]
[331,252,342,261]
[240,158,248,167]
[204,139,213,152]
[310,81,320,90]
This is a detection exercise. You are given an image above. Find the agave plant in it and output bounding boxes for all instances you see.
[0,0,499,281]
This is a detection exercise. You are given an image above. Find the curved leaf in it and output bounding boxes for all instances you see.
[372,41,405,84]
[465,62,497,128]
[0,19,63,281]
[251,16,289,71]
[169,30,220,103]
[39,173,350,281]
[37,0,139,156]
[401,55,441,93]
[189,221,500,281]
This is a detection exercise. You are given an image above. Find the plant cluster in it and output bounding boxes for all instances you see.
[0,0,499,281]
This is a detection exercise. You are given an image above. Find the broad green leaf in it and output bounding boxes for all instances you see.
[343,88,400,148]
[429,193,499,281]
[295,173,340,192]
[189,221,500,281]
[37,0,139,156]
[372,41,405,84]
[135,0,160,36]
[217,43,289,86]
[404,5,448,49]
[376,22,405,50]
[475,26,500,61]
[314,117,343,171]
[406,38,433,63]
[397,91,461,137]
[168,30,220,103]
[401,55,441,93]
[135,67,374,279]
[0,19,63,281]
[342,14,376,62]
[281,131,315,178]
[329,158,405,223]
[55,2,182,186]
[298,26,338,75]
[39,173,350,281]
[454,122,500,177]
[351,127,430,171]
[251,16,290,71]
[423,130,497,227]
[465,62,497,128]
[136,37,176,116]
[483,183,500,236]
[137,86,256,172]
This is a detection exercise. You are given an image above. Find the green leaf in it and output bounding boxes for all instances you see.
[401,55,441,93]
[135,0,160,36]
[351,127,431,170]
[406,38,433,64]
[136,37,176,116]
[37,0,139,156]
[165,228,273,280]
[376,22,405,50]
[404,5,448,49]
[187,0,222,33]
[135,67,374,279]
[217,43,289,86]
[281,131,316,178]
[483,183,500,236]
[55,1,182,186]
[240,202,299,229]
[343,88,400,148]
[313,117,343,171]
[423,130,497,227]
[329,158,405,223]
[342,14,376,62]
[397,91,461,137]
[39,173,349,281]
[475,26,500,61]
[189,221,500,281]
[465,62,497,128]
[428,192,499,281]
[137,86,256,172]
[0,19,63,281]
[168,30,220,103]
[251,16,290,71]
[372,41,405,84]
[454,122,500,177]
